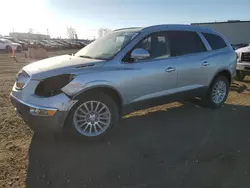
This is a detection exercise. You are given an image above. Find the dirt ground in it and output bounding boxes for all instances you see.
[0,50,250,188]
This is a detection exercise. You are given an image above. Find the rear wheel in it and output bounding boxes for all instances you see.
[235,70,246,81]
[204,75,230,109]
[64,92,119,140]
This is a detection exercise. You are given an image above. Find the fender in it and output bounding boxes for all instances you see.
[62,79,123,101]
[208,68,232,86]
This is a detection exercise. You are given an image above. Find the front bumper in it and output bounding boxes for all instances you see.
[10,93,69,133]
[237,62,250,73]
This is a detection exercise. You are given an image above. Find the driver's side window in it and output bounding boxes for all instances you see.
[123,32,170,62]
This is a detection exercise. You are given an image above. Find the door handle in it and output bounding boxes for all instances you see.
[165,67,175,72]
[202,61,209,66]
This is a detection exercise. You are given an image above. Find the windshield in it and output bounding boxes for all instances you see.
[75,31,138,60]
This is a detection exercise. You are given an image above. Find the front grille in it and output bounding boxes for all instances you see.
[241,52,250,62]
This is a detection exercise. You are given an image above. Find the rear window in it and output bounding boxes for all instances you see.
[202,33,227,50]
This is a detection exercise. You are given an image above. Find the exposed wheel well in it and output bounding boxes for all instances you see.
[74,87,123,115]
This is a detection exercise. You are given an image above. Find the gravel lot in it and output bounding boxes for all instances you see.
[0,50,250,188]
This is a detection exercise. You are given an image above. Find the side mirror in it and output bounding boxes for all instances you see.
[130,48,150,60]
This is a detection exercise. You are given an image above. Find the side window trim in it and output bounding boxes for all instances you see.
[197,31,212,51]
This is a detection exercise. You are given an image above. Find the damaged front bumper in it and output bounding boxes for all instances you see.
[10,88,77,133]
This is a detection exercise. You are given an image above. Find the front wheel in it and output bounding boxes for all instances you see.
[64,92,119,140]
[204,76,230,109]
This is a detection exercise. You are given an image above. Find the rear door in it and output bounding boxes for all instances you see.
[201,32,230,83]
[167,30,209,90]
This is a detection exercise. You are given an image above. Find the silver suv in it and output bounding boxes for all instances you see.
[10,25,237,139]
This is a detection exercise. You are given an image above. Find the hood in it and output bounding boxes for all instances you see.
[23,55,106,80]
[236,45,250,53]
[11,42,21,46]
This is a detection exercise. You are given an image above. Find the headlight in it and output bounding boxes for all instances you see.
[15,70,30,90]
[35,74,75,97]
[236,52,241,61]
[30,107,57,116]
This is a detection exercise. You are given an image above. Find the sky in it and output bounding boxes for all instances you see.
[0,0,250,39]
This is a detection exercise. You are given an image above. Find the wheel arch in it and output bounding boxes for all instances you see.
[72,85,124,116]
[209,69,232,87]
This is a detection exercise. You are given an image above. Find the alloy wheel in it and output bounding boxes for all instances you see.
[211,80,227,104]
[73,101,111,137]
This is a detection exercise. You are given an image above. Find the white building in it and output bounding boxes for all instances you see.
[9,32,50,40]
[191,20,250,45]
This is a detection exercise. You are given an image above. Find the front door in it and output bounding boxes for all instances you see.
[122,31,178,104]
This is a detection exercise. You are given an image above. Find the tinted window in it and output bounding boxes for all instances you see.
[123,32,170,62]
[137,32,170,60]
[202,32,227,50]
[168,31,206,56]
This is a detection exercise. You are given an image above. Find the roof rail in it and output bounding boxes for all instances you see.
[113,27,142,32]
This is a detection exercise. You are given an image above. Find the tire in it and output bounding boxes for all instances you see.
[204,75,230,109]
[64,92,119,140]
[235,70,246,81]
[5,46,11,52]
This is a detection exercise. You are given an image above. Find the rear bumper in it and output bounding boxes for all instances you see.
[10,93,68,133]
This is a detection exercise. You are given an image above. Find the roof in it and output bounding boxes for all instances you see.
[114,24,214,33]
[191,20,250,25]
[143,24,213,32]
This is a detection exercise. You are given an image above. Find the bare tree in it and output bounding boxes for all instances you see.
[97,28,112,38]
[67,26,77,39]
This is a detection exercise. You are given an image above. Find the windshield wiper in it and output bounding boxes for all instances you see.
[78,55,107,60]
[79,55,94,59]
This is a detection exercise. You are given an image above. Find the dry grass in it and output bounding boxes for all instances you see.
[0,50,76,187]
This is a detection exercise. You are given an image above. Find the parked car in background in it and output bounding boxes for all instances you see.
[4,37,28,50]
[32,40,51,50]
[76,41,86,48]
[0,38,22,52]
[49,40,64,49]
[64,40,81,48]
[55,39,71,49]
[10,24,236,140]
[42,40,58,50]
[235,44,250,81]
[232,43,249,50]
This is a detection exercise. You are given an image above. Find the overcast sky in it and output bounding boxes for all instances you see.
[1,0,250,39]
